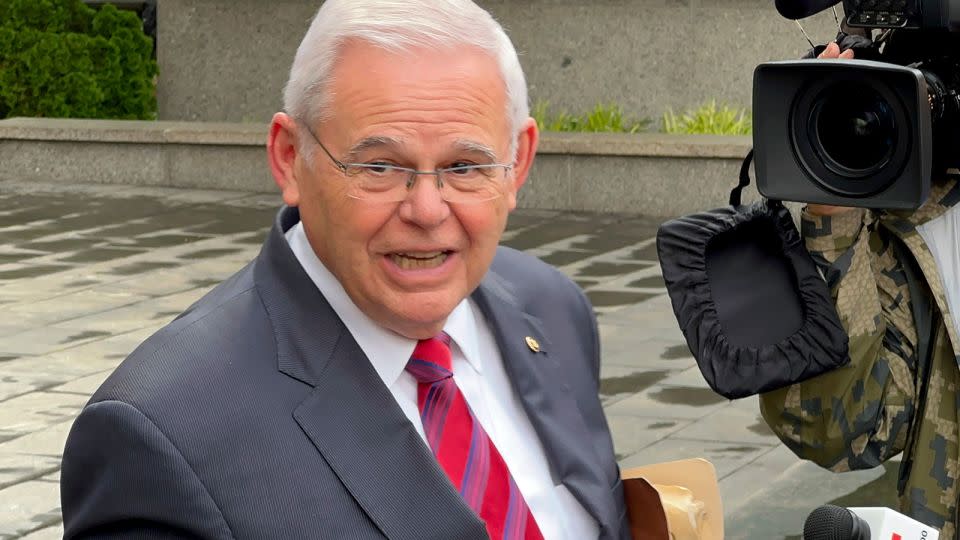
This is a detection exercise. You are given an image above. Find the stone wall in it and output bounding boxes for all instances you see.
[156,0,840,124]
[0,118,757,217]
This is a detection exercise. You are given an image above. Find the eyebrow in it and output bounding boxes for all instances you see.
[342,136,500,163]
[343,136,404,162]
[452,139,498,163]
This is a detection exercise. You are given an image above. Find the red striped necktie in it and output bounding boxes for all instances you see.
[406,333,545,540]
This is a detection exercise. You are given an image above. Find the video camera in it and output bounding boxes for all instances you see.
[753,0,960,209]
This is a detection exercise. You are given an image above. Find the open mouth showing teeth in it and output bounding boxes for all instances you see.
[389,251,450,270]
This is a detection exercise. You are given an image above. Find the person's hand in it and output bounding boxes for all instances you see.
[817,41,855,60]
[806,41,857,217]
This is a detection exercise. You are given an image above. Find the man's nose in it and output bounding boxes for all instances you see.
[397,173,451,226]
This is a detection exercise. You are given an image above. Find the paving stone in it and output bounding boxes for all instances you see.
[180,258,250,280]
[93,269,201,297]
[618,438,772,481]
[17,523,64,540]
[48,305,164,336]
[0,371,74,403]
[607,414,692,461]
[724,454,897,540]
[0,421,73,459]
[0,393,88,441]
[669,403,779,446]
[600,367,674,399]
[0,320,30,337]
[0,264,73,281]
[602,338,697,372]
[149,288,213,313]
[0,349,123,383]
[657,365,713,389]
[604,385,732,420]
[0,326,117,356]
[115,186,252,203]
[718,444,805,515]
[0,480,61,538]
[0,454,60,492]
[5,289,148,323]
[49,371,112,396]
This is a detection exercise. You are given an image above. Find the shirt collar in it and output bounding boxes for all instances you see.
[284,222,483,389]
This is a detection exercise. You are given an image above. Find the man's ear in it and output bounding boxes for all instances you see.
[267,112,302,207]
[504,117,539,211]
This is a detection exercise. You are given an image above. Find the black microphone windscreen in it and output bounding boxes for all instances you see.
[774,0,841,19]
[803,505,871,540]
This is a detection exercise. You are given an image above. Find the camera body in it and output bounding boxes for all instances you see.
[754,1,960,208]
[843,0,960,30]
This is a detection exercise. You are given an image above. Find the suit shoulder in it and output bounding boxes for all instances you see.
[491,245,577,289]
[90,261,274,406]
[489,246,589,311]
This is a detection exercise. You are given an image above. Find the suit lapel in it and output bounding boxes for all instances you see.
[255,207,487,540]
[472,270,617,534]
[293,334,487,540]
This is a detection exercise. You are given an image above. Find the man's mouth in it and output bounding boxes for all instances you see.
[389,251,450,270]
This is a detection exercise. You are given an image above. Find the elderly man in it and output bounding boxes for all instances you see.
[60,1,629,538]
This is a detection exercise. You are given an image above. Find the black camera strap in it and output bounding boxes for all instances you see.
[730,149,754,207]
[730,149,782,209]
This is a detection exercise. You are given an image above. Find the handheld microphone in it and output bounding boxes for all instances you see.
[804,505,870,540]
[774,0,841,19]
[803,504,940,540]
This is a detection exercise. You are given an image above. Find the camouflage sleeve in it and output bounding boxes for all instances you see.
[759,207,919,472]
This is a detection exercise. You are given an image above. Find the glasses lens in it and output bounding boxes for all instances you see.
[345,165,410,202]
[440,166,506,203]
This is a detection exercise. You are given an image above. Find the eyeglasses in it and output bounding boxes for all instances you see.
[299,122,514,204]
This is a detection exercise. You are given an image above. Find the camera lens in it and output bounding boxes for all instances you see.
[809,82,897,177]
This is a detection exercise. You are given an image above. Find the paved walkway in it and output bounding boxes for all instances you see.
[0,182,895,539]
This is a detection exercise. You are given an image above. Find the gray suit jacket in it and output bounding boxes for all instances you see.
[61,207,629,539]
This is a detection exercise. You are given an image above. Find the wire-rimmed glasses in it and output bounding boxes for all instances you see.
[300,122,514,204]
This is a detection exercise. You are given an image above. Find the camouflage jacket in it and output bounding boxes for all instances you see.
[760,177,960,537]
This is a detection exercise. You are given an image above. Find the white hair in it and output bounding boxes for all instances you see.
[283,0,529,159]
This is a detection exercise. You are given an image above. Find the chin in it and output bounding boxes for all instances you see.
[386,295,459,334]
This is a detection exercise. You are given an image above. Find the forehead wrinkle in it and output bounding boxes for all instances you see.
[336,74,504,125]
[349,95,500,128]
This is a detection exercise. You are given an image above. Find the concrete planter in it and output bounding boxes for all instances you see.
[0,118,755,217]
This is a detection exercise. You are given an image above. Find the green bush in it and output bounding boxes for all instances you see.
[661,100,752,135]
[0,0,158,120]
[532,101,650,133]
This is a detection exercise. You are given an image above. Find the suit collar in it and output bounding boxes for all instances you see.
[255,206,488,539]
[293,333,488,540]
[255,207,616,536]
[472,267,620,536]
[254,206,336,387]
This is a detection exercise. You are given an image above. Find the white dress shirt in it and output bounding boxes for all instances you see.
[285,222,598,540]
[917,203,960,340]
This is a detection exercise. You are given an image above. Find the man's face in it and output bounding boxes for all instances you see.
[293,41,524,339]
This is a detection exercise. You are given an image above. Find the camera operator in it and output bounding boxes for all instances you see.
[759,42,960,537]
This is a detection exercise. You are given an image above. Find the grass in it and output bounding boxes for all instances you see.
[532,101,650,133]
[661,100,752,135]
[532,99,751,135]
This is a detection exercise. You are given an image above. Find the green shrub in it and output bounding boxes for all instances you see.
[532,101,650,133]
[661,100,752,135]
[0,0,158,120]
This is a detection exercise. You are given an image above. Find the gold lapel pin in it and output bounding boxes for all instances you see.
[525,336,541,353]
